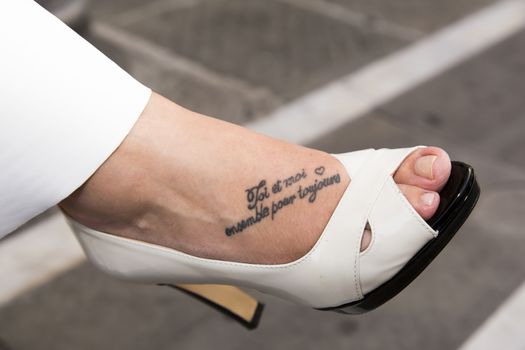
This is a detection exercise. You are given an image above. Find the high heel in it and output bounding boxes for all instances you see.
[165,284,264,329]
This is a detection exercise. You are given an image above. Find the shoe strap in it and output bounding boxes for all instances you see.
[358,149,438,294]
[330,146,437,300]
[328,146,425,299]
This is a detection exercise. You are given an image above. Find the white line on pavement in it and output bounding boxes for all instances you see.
[91,21,279,104]
[276,0,424,42]
[458,281,525,350]
[111,0,205,27]
[246,0,525,145]
[0,209,84,305]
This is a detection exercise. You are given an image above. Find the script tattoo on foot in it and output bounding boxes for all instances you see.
[225,166,341,237]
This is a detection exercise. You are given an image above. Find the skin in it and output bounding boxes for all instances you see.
[59,92,451,264]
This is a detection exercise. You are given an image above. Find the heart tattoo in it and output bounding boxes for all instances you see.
[314,166,325,176]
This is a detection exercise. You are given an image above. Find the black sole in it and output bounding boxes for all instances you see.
[321,161,480,314]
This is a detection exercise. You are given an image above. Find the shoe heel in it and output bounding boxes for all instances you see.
[160,284,264,330]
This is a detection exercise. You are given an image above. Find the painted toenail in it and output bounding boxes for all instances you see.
[421,192,436,206]
[415,155,437,180]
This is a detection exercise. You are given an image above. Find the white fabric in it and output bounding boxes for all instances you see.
[0,0,151,237]
[65,147,439,309]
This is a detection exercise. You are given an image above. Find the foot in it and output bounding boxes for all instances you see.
[59,93,451,264]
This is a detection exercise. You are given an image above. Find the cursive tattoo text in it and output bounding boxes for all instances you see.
[225,166,341,237]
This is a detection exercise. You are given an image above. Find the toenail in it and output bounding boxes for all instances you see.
[421,192,437,206]
[415,155,437,180]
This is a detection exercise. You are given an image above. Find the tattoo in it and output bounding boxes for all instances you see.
[272,169,307,194]
[246,180,270,210]
[225,166,341,237]
[297,174,341,203]
[225,203,270,237]
[271,194,297,220]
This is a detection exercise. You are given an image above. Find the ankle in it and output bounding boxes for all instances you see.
[59,99,168,237]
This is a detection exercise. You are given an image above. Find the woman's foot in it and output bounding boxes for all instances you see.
[59,93,451,264]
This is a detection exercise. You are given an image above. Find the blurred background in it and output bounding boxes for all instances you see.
[1,0,525,349]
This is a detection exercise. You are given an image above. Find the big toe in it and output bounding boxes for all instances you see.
[394,147,451,222]
[394,146,451,192]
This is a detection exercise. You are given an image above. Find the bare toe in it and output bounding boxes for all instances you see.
[393,147,451,192]
[398,184,440,220]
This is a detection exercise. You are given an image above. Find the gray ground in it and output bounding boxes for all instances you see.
[2,0,525,349]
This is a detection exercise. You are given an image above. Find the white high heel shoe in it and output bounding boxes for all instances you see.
[64,147,479,328]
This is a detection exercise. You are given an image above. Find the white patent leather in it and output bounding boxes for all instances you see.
[356,149,437,294]
[66,146,438,308]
